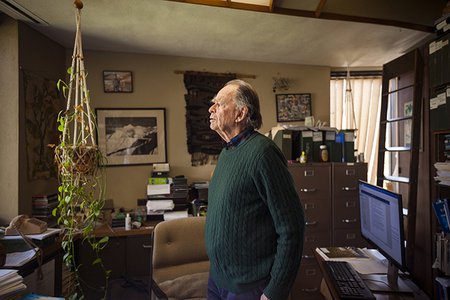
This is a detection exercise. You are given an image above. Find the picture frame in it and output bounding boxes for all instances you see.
[103,71,133,93]
[96,108,166,166]
[404,101,413,147]
[276,93,312,122]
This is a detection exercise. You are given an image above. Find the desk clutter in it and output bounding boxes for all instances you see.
[135,163,209,222]
[0,269,26,299]
[270,125,361,163]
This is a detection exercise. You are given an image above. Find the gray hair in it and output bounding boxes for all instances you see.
[225,79,263,130]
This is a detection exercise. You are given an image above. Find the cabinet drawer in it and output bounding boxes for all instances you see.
[290,262,323,299]
[303,231,331,256]
[126,236,152,276]
[303,199,331,232]
[333,228,369,247]
[332,163,367,198]
[333,198,360,230]
[289,165,331,200]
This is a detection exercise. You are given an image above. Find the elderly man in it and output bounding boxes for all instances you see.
[205,79,305,300]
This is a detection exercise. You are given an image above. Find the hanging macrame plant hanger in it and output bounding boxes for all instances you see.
[55,0,99,176]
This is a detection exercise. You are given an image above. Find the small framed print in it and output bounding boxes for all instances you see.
[103,71,133,93]
[96,108,167,166]
[276,93,312,122]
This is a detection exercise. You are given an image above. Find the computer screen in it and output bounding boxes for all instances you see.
[358,180,407,271]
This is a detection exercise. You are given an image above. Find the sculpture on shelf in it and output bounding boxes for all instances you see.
[53,1,109,298]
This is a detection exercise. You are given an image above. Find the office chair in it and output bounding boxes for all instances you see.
[151,216,209,300]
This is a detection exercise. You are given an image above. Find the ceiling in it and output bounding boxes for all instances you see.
[0,0,447,67]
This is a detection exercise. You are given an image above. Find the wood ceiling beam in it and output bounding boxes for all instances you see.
[315,0,327,18]
[272,7,435,33]
[169,0,435,33]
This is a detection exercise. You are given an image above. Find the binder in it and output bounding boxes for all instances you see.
[335,132,345,162]
[312,131,324,162]
[324,130,342,162]
[431,88,450,131]
[340,130,356,162]
[273,129,293,161]
[301,131,314,163]
[430,91,440,131]
[430,40,438,88]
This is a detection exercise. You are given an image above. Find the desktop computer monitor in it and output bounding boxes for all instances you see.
[358,180,412,293]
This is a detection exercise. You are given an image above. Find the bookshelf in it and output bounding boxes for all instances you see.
[429,29,450,298]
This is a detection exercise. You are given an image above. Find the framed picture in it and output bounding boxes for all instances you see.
[103,71,133,93]
[404,101,413,147]
[96,108,166,166]
[276,93,312,122]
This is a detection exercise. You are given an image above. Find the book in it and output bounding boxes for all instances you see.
[318,247,369,259]
[435,276,450,300]
[433,200,450,233]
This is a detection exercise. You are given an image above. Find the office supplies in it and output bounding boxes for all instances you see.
[322,260,375,300]
[5,215,47,236]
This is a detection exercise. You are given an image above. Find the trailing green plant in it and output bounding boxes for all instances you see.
[53,72,111,300]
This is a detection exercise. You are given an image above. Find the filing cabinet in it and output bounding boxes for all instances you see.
[288,162,367,299]
[332,163,368,247]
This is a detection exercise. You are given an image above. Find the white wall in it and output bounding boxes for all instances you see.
[83,50,331,209]
[0,16,19,224]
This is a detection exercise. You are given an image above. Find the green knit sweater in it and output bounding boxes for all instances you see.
[205,132,305,300]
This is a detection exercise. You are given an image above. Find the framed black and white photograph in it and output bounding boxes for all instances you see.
[103,71,133,93]
[276,93,312,122]
[96,108,166,166]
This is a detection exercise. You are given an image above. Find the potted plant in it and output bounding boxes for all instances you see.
[52,1,109,299]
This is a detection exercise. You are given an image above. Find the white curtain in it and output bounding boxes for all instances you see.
[330,77,382,184]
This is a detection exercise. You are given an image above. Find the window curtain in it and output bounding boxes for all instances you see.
[330,77,382,184]
[184,71,236,166]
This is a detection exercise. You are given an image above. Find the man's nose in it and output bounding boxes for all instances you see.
[208,103,216,113]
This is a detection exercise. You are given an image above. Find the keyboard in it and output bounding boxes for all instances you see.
[323,260,376,300]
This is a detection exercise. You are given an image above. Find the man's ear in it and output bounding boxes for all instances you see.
[236,106,249,123]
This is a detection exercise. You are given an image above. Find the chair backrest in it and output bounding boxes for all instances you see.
[152,216,209,283]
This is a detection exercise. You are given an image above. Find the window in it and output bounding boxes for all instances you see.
[330,71,382,184]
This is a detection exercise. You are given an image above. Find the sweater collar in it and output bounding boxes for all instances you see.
[225,127,255,149]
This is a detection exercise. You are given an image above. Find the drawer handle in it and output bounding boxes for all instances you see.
[301,288,318,292]
[302,255,314,259]
[300,188,316,193]
[342,186,356,191]
[346,201,356,208]
[342,219,357,223]
[142,244,152,249]
[305,221,318,226]
[304,203,315,210]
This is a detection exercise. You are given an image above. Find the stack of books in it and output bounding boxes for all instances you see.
[32,194,58,227]
[0,269,26,299]
[435,162,450,186]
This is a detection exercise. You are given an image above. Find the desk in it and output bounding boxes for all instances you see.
[77,222,156,300]
[0,236,63,297]
[314,248,430,300]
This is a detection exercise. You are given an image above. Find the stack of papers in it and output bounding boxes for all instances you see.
[4,248,37,267]
[0,269,26,298]
[1,228,61,241]
[146,200,175,213]
[435,162,450,186]
[316,247,388,275]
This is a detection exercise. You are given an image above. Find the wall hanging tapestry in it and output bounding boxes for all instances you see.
[23,70,64,181]
[183,71,236,166]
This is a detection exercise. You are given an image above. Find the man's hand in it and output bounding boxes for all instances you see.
[260,294,269,300]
